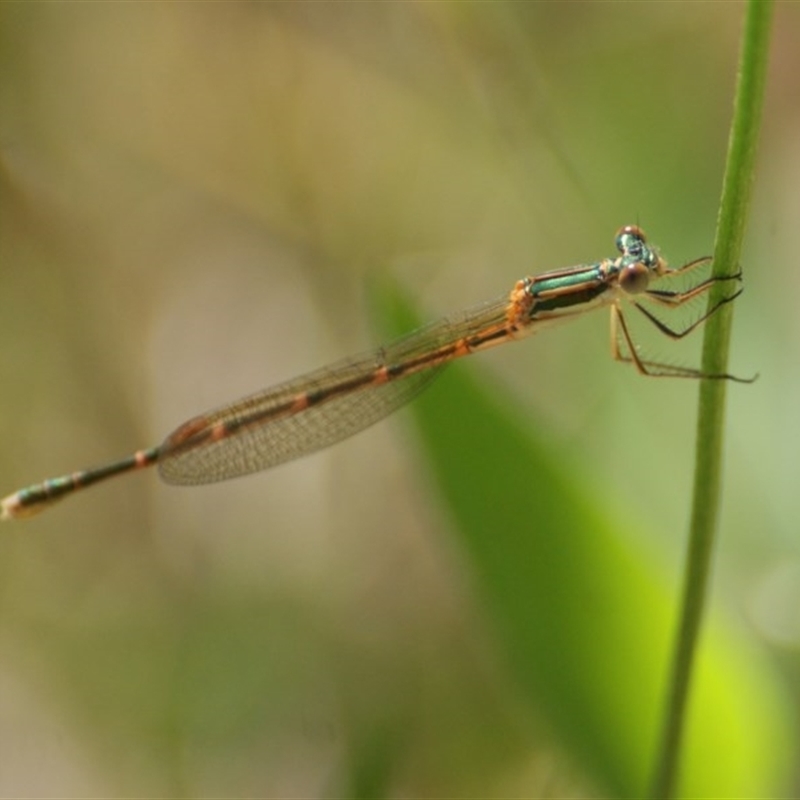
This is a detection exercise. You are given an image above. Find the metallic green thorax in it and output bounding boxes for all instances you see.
[524,226,664,318]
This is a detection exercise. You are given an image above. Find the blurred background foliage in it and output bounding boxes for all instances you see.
[0,3,798,797]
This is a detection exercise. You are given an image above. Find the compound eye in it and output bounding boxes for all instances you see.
[619,261,650,294]
[620,224,646,241]
[615,224,648,255]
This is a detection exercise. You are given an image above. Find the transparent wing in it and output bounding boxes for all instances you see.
[158,294,511,485]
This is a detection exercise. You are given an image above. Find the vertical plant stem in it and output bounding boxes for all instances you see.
[650,2,773,798]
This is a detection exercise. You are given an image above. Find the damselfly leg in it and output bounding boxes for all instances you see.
[611,264,750,380]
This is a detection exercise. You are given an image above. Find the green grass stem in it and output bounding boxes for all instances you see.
[649,3,774,797]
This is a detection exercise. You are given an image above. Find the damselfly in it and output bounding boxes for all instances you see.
[1,225,749,521]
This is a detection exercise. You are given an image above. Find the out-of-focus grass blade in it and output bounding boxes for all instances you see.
[374,278,792,797]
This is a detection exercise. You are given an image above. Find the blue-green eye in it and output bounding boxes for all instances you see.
[615,224,648,256]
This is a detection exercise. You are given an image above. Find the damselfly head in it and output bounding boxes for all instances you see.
[615,225,667,277]
[615,224,647,253]
[618,260,651,294]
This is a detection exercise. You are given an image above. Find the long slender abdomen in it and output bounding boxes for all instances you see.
[1,446,161,520]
